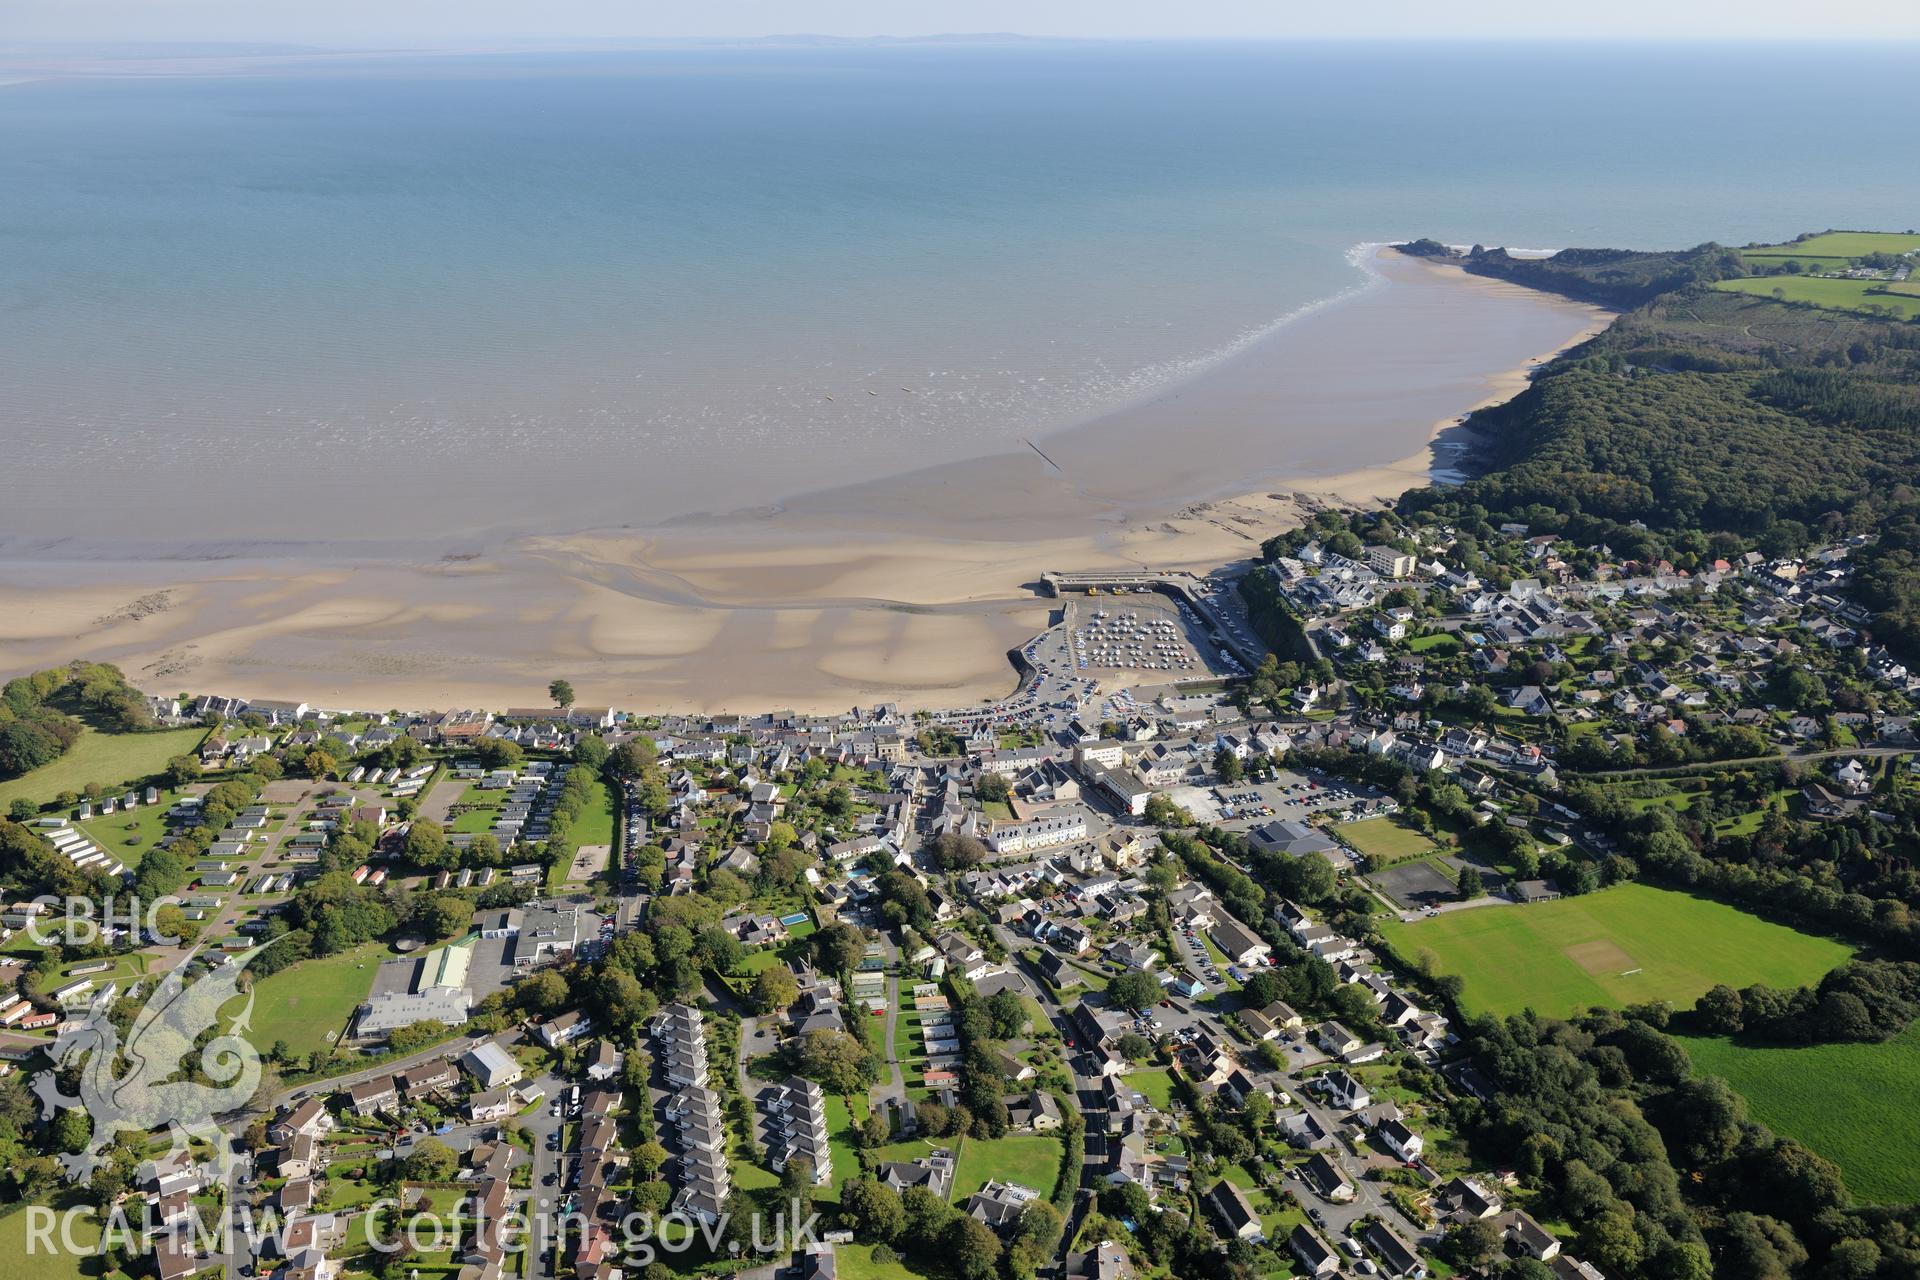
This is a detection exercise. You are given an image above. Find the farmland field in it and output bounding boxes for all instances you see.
[0,725,207,809]
[1340,815,1440,863]
[1711,275,1919,321]
[1738,230,1920,260]
[1375,883,1850,1018]
[1683,1021,1920,1204]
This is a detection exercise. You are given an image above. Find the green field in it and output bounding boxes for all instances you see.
[1740,231,1920,261]
[1123,1068,1176,1111]
[0,726,207,810]
[820,1094,864,1198]
[241,940,389,1059]
[71,787,186,870]
[1375,883,1851,1018]
[570,776,615,847]
[1684,1021,1920,1204]
[833,1243,922,1280]
[0,1205,99,1280]
[1712,275,1920,321]
[448,784,506,834]
[949,1134,1062,1203]
[1341,815,1441,863]
[1225,1162,1308,1241]
[31,951,153,998]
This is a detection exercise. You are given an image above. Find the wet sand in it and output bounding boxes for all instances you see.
[0,252,1608,714]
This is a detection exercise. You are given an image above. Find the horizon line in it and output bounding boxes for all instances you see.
[10,32,1920,52]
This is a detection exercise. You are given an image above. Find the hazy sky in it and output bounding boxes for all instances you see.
[8,0,1920,45]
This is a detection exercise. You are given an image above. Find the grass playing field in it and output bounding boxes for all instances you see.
[240,940,390,1060]
[1375,883,1851,1019]
[1683,1021,1920,1204]
[0,725,207,810]
[1340,815,1441,863]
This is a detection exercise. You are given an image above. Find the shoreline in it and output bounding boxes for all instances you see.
[0,251,1610,714]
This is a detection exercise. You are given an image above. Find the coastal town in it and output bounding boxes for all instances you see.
[4,498,1919,1280]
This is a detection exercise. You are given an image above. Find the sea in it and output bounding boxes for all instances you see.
[2,39,1917,549]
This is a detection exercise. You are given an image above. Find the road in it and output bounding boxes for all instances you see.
[874,932,908,1128]
[522,1068,570,1280]
[244,1027,511,1122]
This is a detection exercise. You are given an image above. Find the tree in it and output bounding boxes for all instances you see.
[860,1112,890,1148]
[900,1185,953,1249]
[404,821,453,870]
[630,1141,668,1180]
[1142,793,1188,828]
[518,968,572,1015]
[1695,983,1745,1034]
[1443,1220,1505,1266]
[797,1029,876,1094]
[548,679,575,710]
[1456,865,1485,900]
[0,720,65,776]
[410,893,472,942]
[930,831,988,871]
[841,1177,906,1244]
[986,988,1027,1039]
[943,1216,1002,1280]
[6,799,35,823]
[697,926,745,975]
[1014,1199,1063,1254]
[162,754,202,788]
[405,1137,457,1183]
[1108,970,1161,1012]
[813,922,867,976]
[913,1101,951,1136]
[1662,1077,1745,1166]
[1279,850,1337,903]
[1718,1214,1806,1280]
[1116,1032,1153,1062]
[779,1159,819,1209]
[975,772,1011,804]
[52,1108,90,1154]
[752,964,800,1013]
[1214,747,1244,784]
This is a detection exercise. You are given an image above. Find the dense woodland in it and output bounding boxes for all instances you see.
[1392,251,1920,661]
[1401,239,1752,309]
[0,662,153,779]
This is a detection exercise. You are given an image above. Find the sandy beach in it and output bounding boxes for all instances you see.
[0,251,1608,714]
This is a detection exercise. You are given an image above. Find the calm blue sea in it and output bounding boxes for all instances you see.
[2,40,1916,544]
